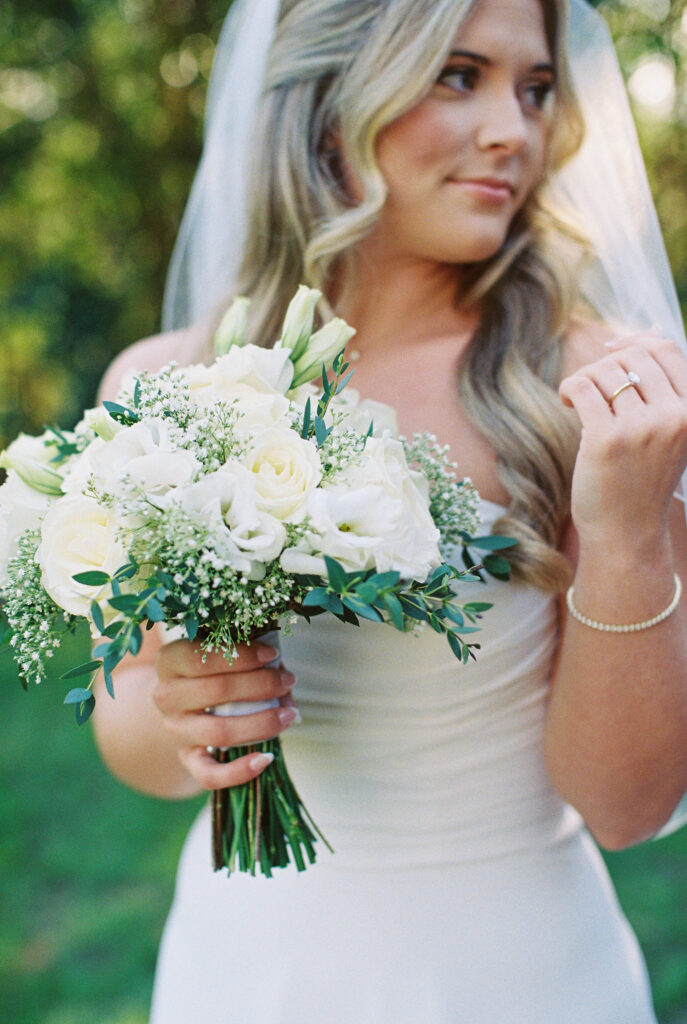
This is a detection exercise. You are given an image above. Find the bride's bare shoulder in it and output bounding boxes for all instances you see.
[97,324,205,402]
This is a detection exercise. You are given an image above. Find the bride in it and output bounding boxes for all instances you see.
[93,0,687,1020]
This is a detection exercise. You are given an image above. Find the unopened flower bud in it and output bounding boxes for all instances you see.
[82,406,124,442]
[279,285,322,361]
[0,434,64,496]
[290,318,356,387]
[214,297,251,355]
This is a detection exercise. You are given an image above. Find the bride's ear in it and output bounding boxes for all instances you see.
[319,124,364,206]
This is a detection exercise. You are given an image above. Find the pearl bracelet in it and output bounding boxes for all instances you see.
[565,574,682,633]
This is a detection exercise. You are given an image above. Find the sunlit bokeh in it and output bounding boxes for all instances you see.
[628,55,677,117]
[624,0,672,18]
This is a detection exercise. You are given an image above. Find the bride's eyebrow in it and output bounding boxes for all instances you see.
[448,48,555,76]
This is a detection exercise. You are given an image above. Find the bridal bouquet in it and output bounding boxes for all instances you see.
[0,286,512,876]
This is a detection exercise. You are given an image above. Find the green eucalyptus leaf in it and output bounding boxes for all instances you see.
[314,417,329,447]
[341,596,382,622]
[64,686,94,704]
[463,601,493,613]
[466,534,517,551]
[340,604,360,626]
[442,605,465,627]
[114,560,139,581]
[73,570,110,586]
[102,663,114,696]
[145,597,166,622]
[355,581,379,605]
[108,595,140,613]
[302,587,329,607]
[127,626,143,655]
[102,400,140,425]
[322,592,344,615]
[102,622,124,639]
[399,594,429,623]
[334,370,354,395]
[90,600,105,635]
[483,553,512,578]
[323,556,347,592]
[301,397,312,438]
[185,616,199,641]
[380,592,404,630]
[447,631,466,661]
[75,694,96,725]
[60,660,102,680]
[367,570,400,590]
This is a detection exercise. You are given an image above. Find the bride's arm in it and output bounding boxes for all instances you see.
[90,330,297,799]
[544,327,687,849]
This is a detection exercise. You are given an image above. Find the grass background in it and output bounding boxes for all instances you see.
[1,628,686,1024]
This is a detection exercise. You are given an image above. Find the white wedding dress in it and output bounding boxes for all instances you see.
[149,499,658,1023]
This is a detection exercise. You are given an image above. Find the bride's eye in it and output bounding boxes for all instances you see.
[437,65,479,94]
[521,79,554,111]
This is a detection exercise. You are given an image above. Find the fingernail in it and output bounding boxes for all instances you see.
[256,644,278,663]
[279,669,296,689]
[278,707,300,726]
[248,752,274,771]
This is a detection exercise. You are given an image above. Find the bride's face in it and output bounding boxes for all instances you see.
[364,0,555,266]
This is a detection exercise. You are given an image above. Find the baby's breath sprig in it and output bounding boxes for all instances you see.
[3,529,72,687]
[401,432,481,554]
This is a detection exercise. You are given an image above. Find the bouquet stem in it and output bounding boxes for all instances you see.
[211,738,331,875]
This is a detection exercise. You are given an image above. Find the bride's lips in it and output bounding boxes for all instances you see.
[448,177,516,203]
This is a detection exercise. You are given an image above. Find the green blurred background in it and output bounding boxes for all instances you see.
[1,0,686,1022]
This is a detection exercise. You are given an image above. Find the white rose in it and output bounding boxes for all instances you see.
[281,435,440,581]
[215,345,293,394]
[0,431,64,495]
[172,464,286,580]
[182,363,291,432]
[0,471,55,587]
[36,495,128,628]
[182,361,233,408]
[242,427,323,523]
[230,385,291,436]
[69,420,200,500]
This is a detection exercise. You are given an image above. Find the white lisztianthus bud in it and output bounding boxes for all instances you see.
[0,433,64,496]
[290,318,357,388]
[81,406,125,442]
[214,296,251,355]
[279,285,322,362]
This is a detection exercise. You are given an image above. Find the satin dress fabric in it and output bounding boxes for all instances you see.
[149,500,658,1024]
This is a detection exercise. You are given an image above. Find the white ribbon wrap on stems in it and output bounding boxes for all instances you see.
[206,629,281,740]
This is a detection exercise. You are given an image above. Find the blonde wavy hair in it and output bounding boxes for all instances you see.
[213,0,587,591]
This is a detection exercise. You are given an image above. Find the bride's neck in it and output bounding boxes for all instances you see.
[332,248,479,354]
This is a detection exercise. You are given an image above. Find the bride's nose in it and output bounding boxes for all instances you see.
[475,91,529,154]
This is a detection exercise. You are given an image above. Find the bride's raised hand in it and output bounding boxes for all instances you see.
[559,332,687,549]
[153,638,297,791]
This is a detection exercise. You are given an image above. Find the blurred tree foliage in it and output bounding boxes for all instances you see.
[0,0,685,448]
